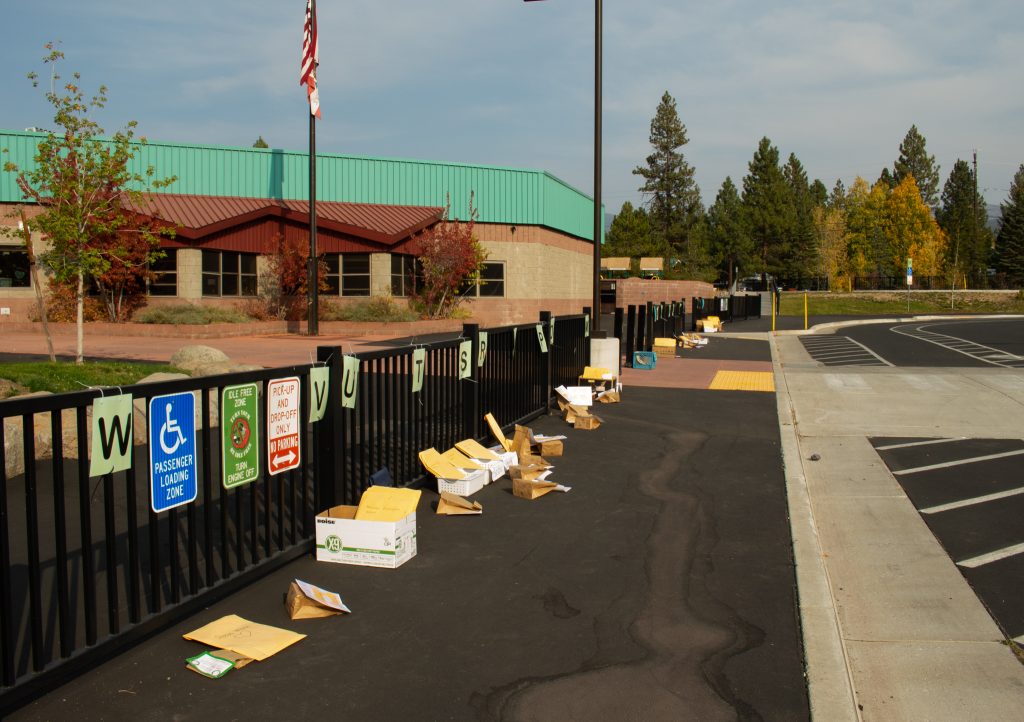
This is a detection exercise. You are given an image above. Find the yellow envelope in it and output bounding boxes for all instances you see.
[183,615,305,662]
[353,485,422,522]
[418,448,466,480]
[485,413,512,452]
[441,448,484,470]
[455,438,500,461]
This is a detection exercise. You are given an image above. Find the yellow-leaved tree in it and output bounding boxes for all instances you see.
[884,176,947,279]
[812,206,851,291]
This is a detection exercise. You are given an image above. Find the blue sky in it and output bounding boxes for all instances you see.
[2,1,1022,216]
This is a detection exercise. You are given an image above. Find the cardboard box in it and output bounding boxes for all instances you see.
[512,477,571,500]
[315,505,417,568]
[537,439,564,456]
[574,413,602,430]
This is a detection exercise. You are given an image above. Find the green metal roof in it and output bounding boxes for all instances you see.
[1,131,602,242]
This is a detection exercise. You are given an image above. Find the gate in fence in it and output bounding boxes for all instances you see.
[0,311,590,714]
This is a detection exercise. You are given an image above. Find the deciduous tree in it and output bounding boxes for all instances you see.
[812,206,851,291]
[2,44,175,362]
[411,194,486,319]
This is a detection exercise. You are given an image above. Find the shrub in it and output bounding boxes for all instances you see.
[133,304,250,324]
[320,296,420,322]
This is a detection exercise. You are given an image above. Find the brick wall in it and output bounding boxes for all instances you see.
[613,278,715,309]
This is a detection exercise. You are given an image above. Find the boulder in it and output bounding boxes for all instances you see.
[170,345,231,372]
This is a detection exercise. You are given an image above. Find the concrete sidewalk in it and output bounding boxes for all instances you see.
[773,328,1024,721]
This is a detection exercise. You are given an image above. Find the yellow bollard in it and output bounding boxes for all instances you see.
[771,291,776,332]
[804,292,808,330]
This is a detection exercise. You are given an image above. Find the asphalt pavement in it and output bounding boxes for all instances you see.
[7,332,809,721]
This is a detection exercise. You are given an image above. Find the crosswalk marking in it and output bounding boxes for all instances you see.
[874,437,963,451]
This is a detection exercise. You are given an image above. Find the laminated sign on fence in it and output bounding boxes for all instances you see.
[149,391,198,513]
[268,376,301,475]
[222,383,259,488]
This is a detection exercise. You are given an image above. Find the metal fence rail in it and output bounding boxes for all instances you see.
[1,311,591,713]
[0,365,317,713]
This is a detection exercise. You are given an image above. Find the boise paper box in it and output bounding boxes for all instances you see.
[315,505,417,568]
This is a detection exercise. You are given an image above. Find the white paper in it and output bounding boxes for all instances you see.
[533,434,567,442]
[563,386,593,407]
[295,579,352,613]
[554,484,572,493]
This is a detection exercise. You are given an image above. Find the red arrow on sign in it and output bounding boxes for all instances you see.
[270,448,297,472]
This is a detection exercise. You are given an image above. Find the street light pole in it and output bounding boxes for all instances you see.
[593,0,603,336]
[525,0,603,335]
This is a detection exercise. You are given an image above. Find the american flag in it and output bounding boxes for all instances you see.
[300,0,321,118]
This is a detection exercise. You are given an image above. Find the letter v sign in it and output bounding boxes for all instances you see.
[90,394,135,477]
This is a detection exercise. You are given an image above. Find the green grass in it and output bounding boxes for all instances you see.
[779,291,1024,317]
[0,360,186,397]
[133,304,251,324]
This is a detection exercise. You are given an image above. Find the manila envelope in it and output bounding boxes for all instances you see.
[441,448,485,471]
[455,438,501,461]
[485,413,512,452]
[183,615,305,661]
[436,492,483,515]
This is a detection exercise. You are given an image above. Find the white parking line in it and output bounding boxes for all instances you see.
[874,437,963,451]
[892,448,1024,475]
[920,486,1024,514]
[957,542,1024,569]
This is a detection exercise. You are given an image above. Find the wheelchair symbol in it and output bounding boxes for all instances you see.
[159,402,187,455]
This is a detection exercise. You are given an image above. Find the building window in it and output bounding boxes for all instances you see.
[342,253,370,296]
[391,254,417,297]
[148,248,177,296]
[462,261,505,298]
[0,247,30,288]
[202,250,257,297]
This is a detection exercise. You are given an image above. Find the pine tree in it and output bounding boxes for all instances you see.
[741,137,794,280]
[994,164,1024,286]
[784,153,817,282]
[253,136,269,148]
[632,91,705,273]
[706,177,752,288]
[937,160,992,287]
[878,167,896,190]
[604,202,660,261]
[893,125,940,209]
[828,179,846,210]
[810,179,828,209]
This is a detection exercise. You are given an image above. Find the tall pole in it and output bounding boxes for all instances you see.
[593,0,603,335]
[307,2,319,337]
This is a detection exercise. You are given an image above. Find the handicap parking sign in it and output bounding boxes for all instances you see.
[149,391,198,513]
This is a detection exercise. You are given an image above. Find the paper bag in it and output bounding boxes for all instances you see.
[286,580,352,620]
[436,492,483,515]
[512,477,570,500]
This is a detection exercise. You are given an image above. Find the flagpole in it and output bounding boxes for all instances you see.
[307,0,319,336]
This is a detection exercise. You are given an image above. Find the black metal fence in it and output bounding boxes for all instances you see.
[690,294,762,330]
[1,311,590,714]
[614,301,687,367]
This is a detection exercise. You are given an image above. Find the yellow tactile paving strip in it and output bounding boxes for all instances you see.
[708,370,776,392]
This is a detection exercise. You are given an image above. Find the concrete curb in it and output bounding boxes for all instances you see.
[770,334,860,721]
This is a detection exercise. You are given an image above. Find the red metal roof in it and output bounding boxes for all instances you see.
[126,193,442,246]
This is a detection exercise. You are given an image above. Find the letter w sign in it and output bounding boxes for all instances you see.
[90,394,134,477]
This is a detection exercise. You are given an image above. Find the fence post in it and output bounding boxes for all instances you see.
[315,345,343,513]
[645,302,654,351]
[635,304,647,355]
[625,305,636,367]
[613,306,623,342]
[539,311,553,414]
[462,323,481,440]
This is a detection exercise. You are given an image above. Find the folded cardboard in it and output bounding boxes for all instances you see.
[315,504,417,568]
[436,492,483,515]
[186,650,248,679]
[286,579,352,619]
[183,615,305,662]
[509,463,552,482]
[512,477,571,500]
[574,413,603,430]
[597,388,621,404]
